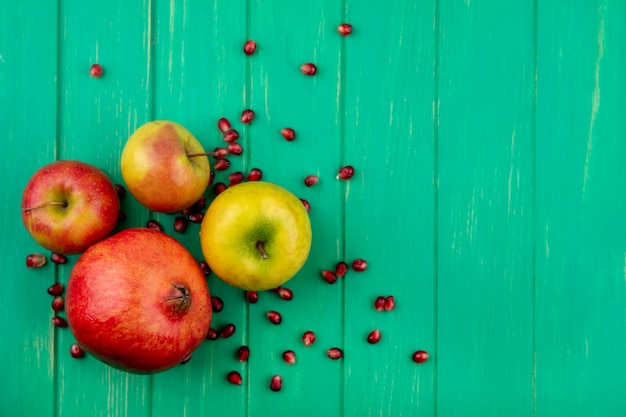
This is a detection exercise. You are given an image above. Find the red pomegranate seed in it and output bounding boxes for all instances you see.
[247,168,263,181]
[211,296,224,313]
[205,328,218,340]
[173,216,188,233]
[337,165,355,180]
[117,211,127,223]
[321,269,337,284]
[214,159,231,171]
[219,323,236,339]
[267,311,282,325]
[282,350,296,365]
[227,142,243,156]
[277,287,293,301]
[367,329,381,344]
[351,258,368,272]
[384,296,396,311]
[302,330,316,347]
[337,23,353,36]
[237,345,250,362]
[214,182,227,194]
[245,290,259,304]
[280,128,296,141]
[300,198,311,212]
[243,40,257,55]
[335,261,349,278]
[188,212,204,223]
[304,175,319,187]
[26,253,46,268]
[240,109,255,124]
[70,343,85,359]
[223,129,239,143]
[300,62,317,75]
[208,170,216,186]
[269,287,281,293]
[89,63,103,78]
[180,354,192,365]
[269,375,282,392]
[217,117,231,133]
[51,316,67,328]
[199,261,211,276]
[146,219,163,231]
[228,171,244,186]
[50,252,67,265]
[47,283,64,296]
[412,350,429,364]
[212,147,230,159]
[227,370,243,385]
[374,296,385,312]
[326,347,343,360]
[114,184,126,199]
[51,296,64,312]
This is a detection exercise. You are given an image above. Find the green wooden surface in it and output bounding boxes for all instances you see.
[2,1,626,416]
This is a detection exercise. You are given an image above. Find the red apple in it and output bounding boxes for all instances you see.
[65,228,212,374]
[21,160,120,254]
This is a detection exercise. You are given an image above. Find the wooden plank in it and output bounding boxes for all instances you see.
[342,0,437,415]
[436,2,536,415]
[535,1,626,415]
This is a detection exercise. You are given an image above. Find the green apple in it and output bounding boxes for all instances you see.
[199,181,312,290]
[120,120,210,213]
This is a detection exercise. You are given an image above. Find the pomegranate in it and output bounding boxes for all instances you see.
[65,228,212,374]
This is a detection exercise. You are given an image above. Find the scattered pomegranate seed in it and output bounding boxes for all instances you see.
[337,23,353,36]
[384,296,396,311]
[302,331,316,347]
[300,62,317,75]
[277,287,293,301]
[199,261,211,276]
[51,296,64,312]
[188,212,204,223]
[327,347,343,360]
[269,287,281,293]
[51,316,67,328]
[367,329,381,344]
[217,117,231,133]
[47,283,64,296]
[412,350,429,364]
[146,219,163,231]
[300,198,311,212]
[280,128,296,141]
[173,216,189,233]
[351,258,368,272]
[267,311,282,325]
[180,354,192,365]
[335,261,349,278]
[246,290,259,303]
[211,296,224,313]
[374,296,385,312]
[337,165,355,180]
[205,328,218,340]
[243,40,257,55]
[208,170,216,186]
[227,142,243,156]
[193,196,207,211]
[321,269,337,284]
[228,171,244,186]
[227,370,243,385]
[240,109,255,124]
[214,159,231,171]
[304,175,319,187]
[70,343,85,359]
[26,253,46,268]
[89,63,103,78]
[212,147,230,159]
[114,184,126,199]
[50,252,67,265]
[269,375,282,392]
[247,168,263,181]
[219,323,236,338]
[118,211,127,223]
[237,346,250,362]
[214,182,227,194]
[282,350,296,365]
[223,129,239,143]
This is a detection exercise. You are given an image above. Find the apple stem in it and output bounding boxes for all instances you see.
[256,241,269,259]
[21,201,68,212]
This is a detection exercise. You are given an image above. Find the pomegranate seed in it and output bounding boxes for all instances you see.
[188,212,204,223]
[47,283,64,296]
[51,316,67,328]
[412,350,429,364]
[227,370,243,385]
[214,159,231,171]
[367,329,381,344]
[240,109,255,124]
[237,346,250,362]
[269,375,282,392]
[300,62,317,75]
[282,350,296,365]
[26,253,46,268]
[243,40,257,55]
[180,354,192,365]
[277,287,293,301]
[337,23,353,36]
[227,142,243,156]
[211,296,224,313]
[212,147,230,159]
[269,287,281,293]
[208,170,216,186]
[384,296,396,311]
[245,290,259,304]
[51,296,64,312]
[300,198,311,212]
[214,182,227,194]
[219,323,236,339]
[223,129,239,143]
[247,168,263,181]
[118,211,127,223]
[351,258,368,272]
[280,128,296,141]
[302,330,316,347]
[50,252,67,265]
[198,261,211,276]
[326,347,343,360]
[173,216,188,233]
[321,269,337,284]
[337,165,355,180]
[89,63,103,78]
[217,117,231,133]
[146,219,163,231]
[374,296,385,312]
[194,196,207,211]
[267,311,282,325]
[205,328,218,340]
[335,261,349,278]
[228,171,244,186]
[304,175,319,187]
[114,184,126,199]
[70,343,85,359]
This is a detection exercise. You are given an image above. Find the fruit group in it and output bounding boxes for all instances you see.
[65,228,212,374]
